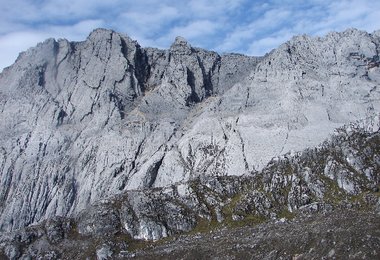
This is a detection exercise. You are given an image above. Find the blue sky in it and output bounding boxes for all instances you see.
[1,0,380,71]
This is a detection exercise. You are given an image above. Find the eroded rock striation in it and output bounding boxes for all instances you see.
[0,119,379,259]
[0,29,260,232]
[0,28,379,258]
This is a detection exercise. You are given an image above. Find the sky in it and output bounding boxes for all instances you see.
[1,0,380,71]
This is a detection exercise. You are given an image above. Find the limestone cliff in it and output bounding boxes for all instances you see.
[0,27,379,242]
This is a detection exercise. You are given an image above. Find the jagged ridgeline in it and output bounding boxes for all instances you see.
[0,28,380,258]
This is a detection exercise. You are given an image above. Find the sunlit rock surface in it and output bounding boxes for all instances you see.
[0,28,379,258]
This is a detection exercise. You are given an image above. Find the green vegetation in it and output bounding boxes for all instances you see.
[277,208,295,220]
[319,174,346,204]
[190,217,221,234]
[222,193,243,216]
[225,214,267,228]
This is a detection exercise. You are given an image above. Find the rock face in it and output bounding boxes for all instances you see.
[61,120,380,242]
[0,29,259,232]
[0,27,379,238]
[0,120,379,259]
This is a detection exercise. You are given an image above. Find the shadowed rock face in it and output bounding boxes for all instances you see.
[0,27,379,237]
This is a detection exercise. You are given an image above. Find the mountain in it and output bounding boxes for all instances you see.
[0,28,379,259]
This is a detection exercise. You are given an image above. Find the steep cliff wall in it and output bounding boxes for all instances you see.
[0,28,379,234]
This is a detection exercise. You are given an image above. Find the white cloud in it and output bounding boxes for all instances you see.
[217,0,380,55]
[312,0,380,34]
[0,0,380,71]
[0,19,104,71]
[116,0,244,48]
[0,31,48,71]
[187,0,246,17]
[118,5,180,40]
[158,20,220,46]
[247,30,294,56]
[216,7,292,52]
[47,19,105,40]
[33,0,121,21]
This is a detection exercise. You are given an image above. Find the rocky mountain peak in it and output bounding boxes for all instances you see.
[87,28,114,40]
[170,36,192,55]
[173,36,189,46]
[0,28,379,259]
[0,28,263,232]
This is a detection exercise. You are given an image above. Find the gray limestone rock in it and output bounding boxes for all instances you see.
[0,28,259,232]
[0,118,378,258]
[3,243,21,260]
[96,244,113,260]
[0,27,379,240]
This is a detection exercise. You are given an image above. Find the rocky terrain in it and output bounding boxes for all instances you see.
[0,28,379,259]
[0,121,379,259]
[130,209,380,260]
